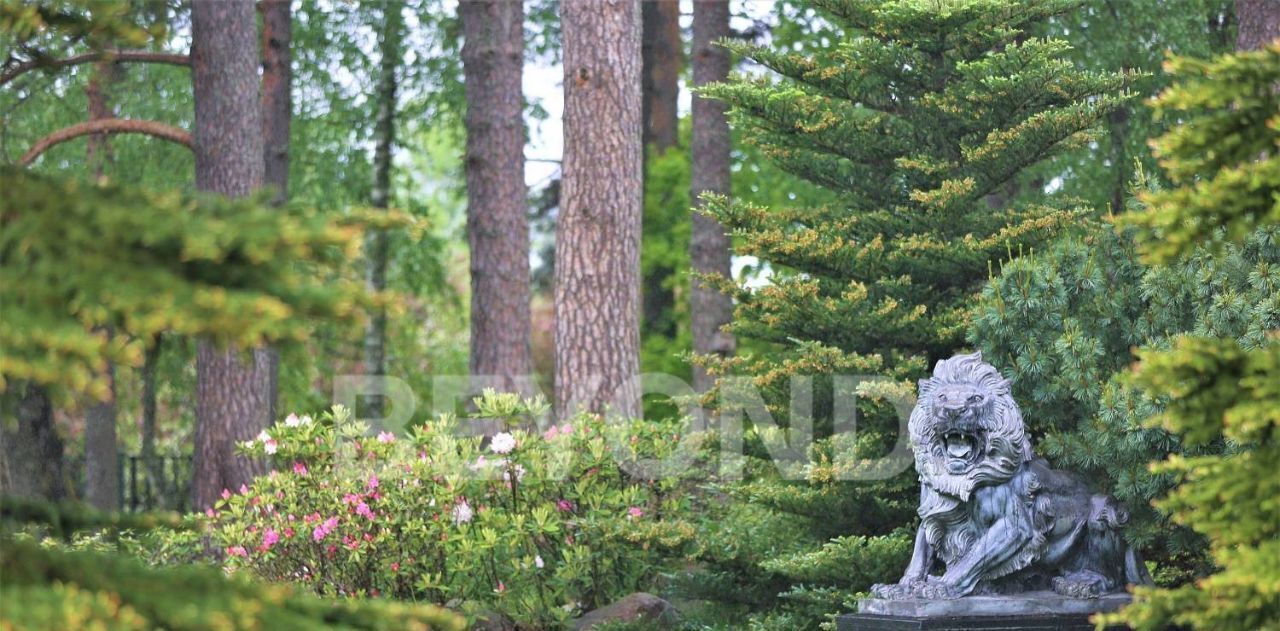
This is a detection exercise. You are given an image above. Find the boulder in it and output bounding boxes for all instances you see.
[572,592,679,630]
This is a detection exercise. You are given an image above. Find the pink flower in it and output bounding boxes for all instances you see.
[367,475,379,491]
[226,545,248,558]
[559,423,573,435]
[390,561,400,572]
[342,534,359,550]
[377,431,395,443]
[496,581,506,593]
[220,489,232,500]
[292,461,308,476]
[627,506,644,519]
[262,528,279,549]
[556,499,575,513]
[542,425,560,440]
[356,502,376,520]
[205,508,217,518]
[264,439,278,455]
[284,527,295,538]
[312,517,340,542]
[343,493,362,505]
[238,484,249,495]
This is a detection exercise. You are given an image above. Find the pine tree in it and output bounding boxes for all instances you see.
[969,214,1277,583]
[684,1,1131,625]
[1099,42,1280,631]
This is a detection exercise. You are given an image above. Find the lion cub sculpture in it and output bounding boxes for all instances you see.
[871,352,1152,600]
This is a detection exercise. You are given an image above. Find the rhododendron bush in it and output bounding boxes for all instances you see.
[203,392,700,628]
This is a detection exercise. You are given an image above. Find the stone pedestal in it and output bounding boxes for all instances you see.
[836,592,1130,631]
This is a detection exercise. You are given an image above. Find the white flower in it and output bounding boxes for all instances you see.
[502,464,527,483]
[452,501,473,525]
[264,439,278,455]
[490,432,516,454]
[534,555,544,569]
[285,414,313,427]
[256,430,272,443]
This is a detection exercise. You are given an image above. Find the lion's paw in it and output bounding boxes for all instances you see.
[1052,572,1106,599]
[917,578,963,600]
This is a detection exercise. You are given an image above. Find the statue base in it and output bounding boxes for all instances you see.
[836,591,1131,630]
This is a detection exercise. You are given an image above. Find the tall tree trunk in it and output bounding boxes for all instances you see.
[259,0,292,424]
[556,0,643,418]
[82,61,120,511]
[460,0,533,397]
[640,0,683,342]
[1235,0,1280,51]
[140,340,167,508]
[363,0,402,420]
[641,0,680,153]
[190,0,269,510]
[689,0,735,395]
[0,385,67,500]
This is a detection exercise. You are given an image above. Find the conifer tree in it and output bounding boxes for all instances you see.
[684,1,1131,625]
[1100,42,1280,631]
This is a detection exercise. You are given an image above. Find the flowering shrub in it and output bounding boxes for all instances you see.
[205,392,700,628]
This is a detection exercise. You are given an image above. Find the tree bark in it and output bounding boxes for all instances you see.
[260,0,292,425]
[641,0,681,153]
[261,0,291,208]
[0,385,67,501]
[190,0,270,510]
[363,1,403,420]
[689,0,735,395]
[140,340,168,509]
[460,0,533,397]
[1235,0,1280,51]
[640,0,683,341]
[82,62,120,511]
[556,0,643,418]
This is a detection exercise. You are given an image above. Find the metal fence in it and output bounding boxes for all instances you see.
[118,454,192,513]
[65,454,192,513]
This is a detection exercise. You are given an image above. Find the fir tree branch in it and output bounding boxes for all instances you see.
[18,118,192,166]
[0,50,188,87]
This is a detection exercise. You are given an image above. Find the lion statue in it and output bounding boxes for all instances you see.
[870,352,1152,600]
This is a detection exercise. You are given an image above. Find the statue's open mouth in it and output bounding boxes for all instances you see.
[942,429,981,472]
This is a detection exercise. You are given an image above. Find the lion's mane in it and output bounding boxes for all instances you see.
[909,352,1035,564]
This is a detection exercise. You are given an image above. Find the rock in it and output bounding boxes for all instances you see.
[572,592,680,630]
[471,609,516,631]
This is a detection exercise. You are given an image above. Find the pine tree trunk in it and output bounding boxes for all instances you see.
[689,0,735,395]
[460,0,533,397]
[640,0,683,342]
[1235,0,1279,51]
[363,1,402,420]
[190,0,269,510]
[641,0,681,153]
[82,61,120,511]
[140,341,167,509]
[259,0,292,424]
[261,0,291,208]
[556,0,643,417]
[0,385,66,500]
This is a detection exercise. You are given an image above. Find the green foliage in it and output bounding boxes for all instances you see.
[0,537,464,630]
[1120,43,1280,263]
[685,1,1132,626]
[0,168,405,402]
[641,144,693,382]
[1025,0,1234,212]
[969,212,1278,579]
[197,397,700,628]
[1094,43,1280,631]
